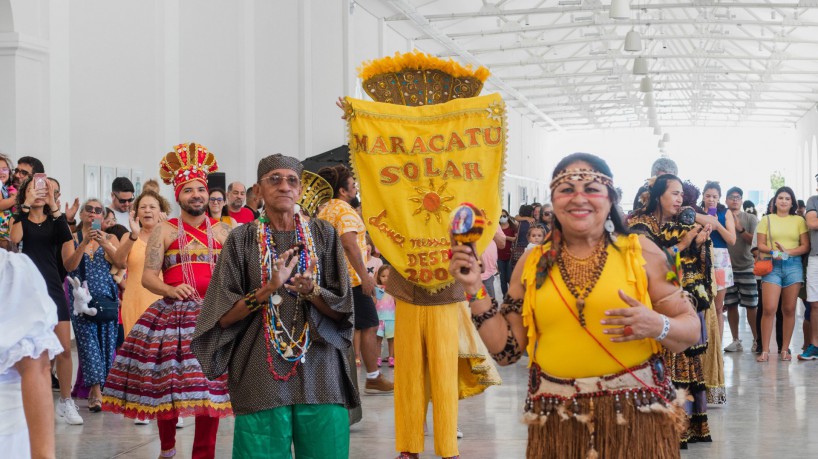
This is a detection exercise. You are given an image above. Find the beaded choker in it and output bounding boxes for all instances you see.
[257,213,319,381]
[556,237,609,327]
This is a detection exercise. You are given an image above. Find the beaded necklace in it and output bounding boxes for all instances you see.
[176,218,215,303]
[257,213,319,381]
[556,237,609,327]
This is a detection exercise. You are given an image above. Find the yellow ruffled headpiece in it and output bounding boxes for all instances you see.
[358,50,490,106]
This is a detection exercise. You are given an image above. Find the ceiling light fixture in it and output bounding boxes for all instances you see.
[662,133,671,142]
[639,76,653,92]
[610,0,631,19]
[624,29,642,52]
[633,56,649,75]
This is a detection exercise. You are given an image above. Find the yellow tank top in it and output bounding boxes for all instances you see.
[521,234,659,378]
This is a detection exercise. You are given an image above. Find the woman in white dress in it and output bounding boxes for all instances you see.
[0,250,64,458]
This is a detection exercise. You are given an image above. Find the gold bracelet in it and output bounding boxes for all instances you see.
[299,282,321,303]
[245,290,263,312]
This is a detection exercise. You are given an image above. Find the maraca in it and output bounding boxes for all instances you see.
[449,203,485,274]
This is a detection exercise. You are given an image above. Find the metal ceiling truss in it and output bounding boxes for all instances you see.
[364,0,818,131]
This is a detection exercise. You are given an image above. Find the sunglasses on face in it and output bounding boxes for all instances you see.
[84,205,104,215]
[13,168,30,177]
[260,174,300,187]
[114,194,135,203]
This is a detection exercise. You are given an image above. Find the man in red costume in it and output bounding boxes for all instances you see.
[103,143,233,459]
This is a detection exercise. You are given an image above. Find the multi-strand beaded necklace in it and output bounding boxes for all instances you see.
[257,213,320,381]
[177,218,215,303]
[556,237,609,327]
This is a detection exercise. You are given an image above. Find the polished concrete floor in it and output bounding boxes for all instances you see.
[55,313,818,458]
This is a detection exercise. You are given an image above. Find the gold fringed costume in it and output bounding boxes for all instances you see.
[519,235,686,459]
[456,302,502,399]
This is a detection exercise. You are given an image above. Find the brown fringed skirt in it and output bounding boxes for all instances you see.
[524,356,686,459]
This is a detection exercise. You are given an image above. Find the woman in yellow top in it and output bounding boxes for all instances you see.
[112,190,171,337]
[756,186,810,362]
[206,188,238,228]
[449,153,701,459]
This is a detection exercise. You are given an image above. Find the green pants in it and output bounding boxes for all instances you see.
[233,404,349,459]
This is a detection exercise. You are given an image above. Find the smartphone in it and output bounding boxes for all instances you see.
[707,207,717,216]
[34,173,47,190]
[91,218,102,231]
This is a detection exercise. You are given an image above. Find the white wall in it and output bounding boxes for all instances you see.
[1,0,552,211]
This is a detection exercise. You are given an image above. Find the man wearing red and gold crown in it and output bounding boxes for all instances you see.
[102,143,233,459]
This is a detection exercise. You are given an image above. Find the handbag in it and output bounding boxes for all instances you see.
[86,298,119,323]
[78,243,120,323]
[753,216,773,277]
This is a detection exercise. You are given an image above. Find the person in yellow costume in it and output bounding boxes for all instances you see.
[448,152,703,459]
[341,51,503,459]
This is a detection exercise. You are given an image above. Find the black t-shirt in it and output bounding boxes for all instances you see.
[21,215,73,309]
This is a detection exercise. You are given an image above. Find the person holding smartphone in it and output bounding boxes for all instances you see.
[67,199,120,413]
[10,175,87,425]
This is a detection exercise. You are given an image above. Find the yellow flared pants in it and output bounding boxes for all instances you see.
[394,299,459,457]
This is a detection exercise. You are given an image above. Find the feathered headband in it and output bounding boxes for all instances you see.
[159,143,218,200]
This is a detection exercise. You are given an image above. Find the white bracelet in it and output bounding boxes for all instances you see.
[656,314,671,341]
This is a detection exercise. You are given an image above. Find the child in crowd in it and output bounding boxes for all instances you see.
[374,265,396,367]
[525,224,546,250]
[365,237,383,281]
[0,154,15,251]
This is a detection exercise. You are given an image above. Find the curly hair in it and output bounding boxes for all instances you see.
[317,165,354,199]
[134,189,171,216]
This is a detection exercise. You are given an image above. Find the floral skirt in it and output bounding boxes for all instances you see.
[101,298,232,421]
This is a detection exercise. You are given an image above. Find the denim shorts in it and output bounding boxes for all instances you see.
[761,255,803,288]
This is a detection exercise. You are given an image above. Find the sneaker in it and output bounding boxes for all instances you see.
[798,344,818,361]
[176,417,184,428]
[134,419,150,425]
[51,373,60,392]
[364,374,394,395]
[56,398,84,425]
[457,427,463,438]
[377,357,383,367]
[724,339,743,352]
[388,357,395,367]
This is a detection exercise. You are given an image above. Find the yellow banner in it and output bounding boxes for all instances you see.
[346,93,506,291]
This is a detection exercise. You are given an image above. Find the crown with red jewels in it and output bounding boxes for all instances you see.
[159,143,219,192]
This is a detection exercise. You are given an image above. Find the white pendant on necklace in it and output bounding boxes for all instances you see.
[271,294,283,306]
[283,346,294,358]
[300,355,306,363]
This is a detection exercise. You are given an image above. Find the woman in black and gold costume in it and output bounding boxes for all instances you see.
[628,174,714,448]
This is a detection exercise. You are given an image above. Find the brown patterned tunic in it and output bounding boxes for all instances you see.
[191,219,359,415]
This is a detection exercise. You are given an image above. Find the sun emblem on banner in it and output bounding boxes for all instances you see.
[409,179,455,223]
